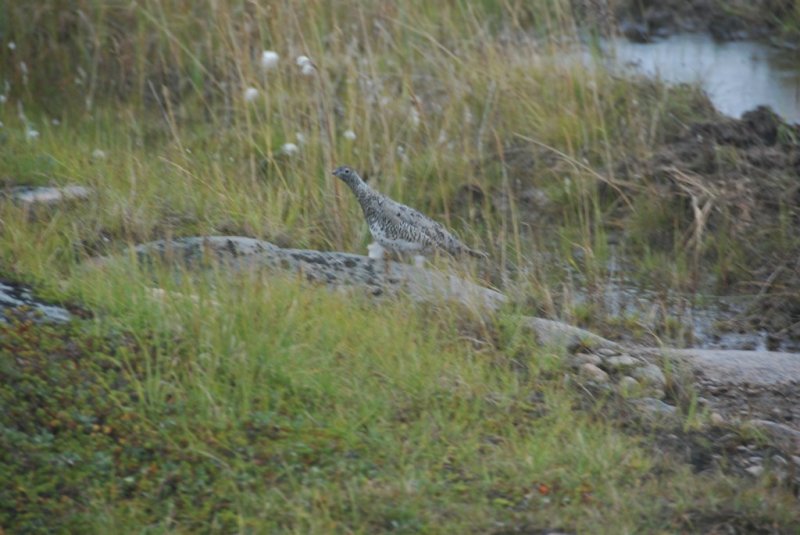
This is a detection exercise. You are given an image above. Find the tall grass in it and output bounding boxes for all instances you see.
[2,3,799,530]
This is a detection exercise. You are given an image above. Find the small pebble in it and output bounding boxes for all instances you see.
[618,376,639,395]
[633,364,666,387]
[596,347,619,357]
[580,363,609,383]
[605,355,643,371]
[771,455,787,466]
[631,397,677,418]
[745,465,764,477]
[571,353,602,367]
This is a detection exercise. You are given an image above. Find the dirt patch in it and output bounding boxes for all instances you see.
[613,0,800,46]
[634,106,800,342]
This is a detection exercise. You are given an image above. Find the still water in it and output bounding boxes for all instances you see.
[607,33,800,123]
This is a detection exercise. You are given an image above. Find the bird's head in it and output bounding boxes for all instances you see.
[332,165,357,183]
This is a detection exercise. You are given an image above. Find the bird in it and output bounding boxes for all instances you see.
[332,165,488,261]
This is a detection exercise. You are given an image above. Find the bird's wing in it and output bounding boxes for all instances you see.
[386,199,472,255]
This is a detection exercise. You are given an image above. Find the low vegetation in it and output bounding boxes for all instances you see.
[1,0,798,532]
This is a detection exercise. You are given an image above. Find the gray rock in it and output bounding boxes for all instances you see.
[667,349,800,386]
[748,419,800,453]
[580,363,609,383]
[604,354,643,372]
[771,455,788,466]
[632,363,666,387]
[0,281,72,323]
[596,347,619,357]
[9,185,92,206]
[94,235,800,400]
[522,317,620,350]
[630,397,677,419]
[618,376,640,395]
[569,352,602,367]
[745,465,764,477]
[103,236,507,312]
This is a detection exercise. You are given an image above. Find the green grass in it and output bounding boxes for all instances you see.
[1,1,799,532]
[4,277,798,533]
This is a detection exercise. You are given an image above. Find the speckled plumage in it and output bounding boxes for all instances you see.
[332,166,487,259]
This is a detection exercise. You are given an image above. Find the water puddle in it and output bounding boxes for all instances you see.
[561,248,799,353]
[568,34,800,351]
[0,280,72,323]
[606,33,800,123]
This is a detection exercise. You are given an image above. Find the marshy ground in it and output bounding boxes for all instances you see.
[1,1,799,533]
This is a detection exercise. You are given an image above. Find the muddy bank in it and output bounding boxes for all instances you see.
[613,0,800,46]
[630,105,800,343]
[492,96,800,350]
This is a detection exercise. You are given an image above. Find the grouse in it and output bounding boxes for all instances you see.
[332,166,487,259]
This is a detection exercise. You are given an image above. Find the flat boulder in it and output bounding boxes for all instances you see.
[666,348,800,386]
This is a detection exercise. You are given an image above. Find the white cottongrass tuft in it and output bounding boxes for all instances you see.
[280,142,299,156]
[7,42,15,50]
[92,148,107,161]
[295,132,306,145]
[260,50,279,70]
[410,107,421,128]
[25,128,39,141]
[343,129,356,141]
[0,122,4,128]
[244,87,259,102]
[296,55,315,76]
[0,95,6,104]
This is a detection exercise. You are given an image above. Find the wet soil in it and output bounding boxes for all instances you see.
[631,105,800,344]
[473,101,800,351]
[614,0,800,47]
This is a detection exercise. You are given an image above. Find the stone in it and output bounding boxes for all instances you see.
[9,185,92,206]
[710,412,725,425]
[596,347,619,357]
[569,352,602,367]
[630,397,677,419]
[667,349,800,386]
[748,419,800,454]
[745,465,764,477]
[771,455,788,466]
[632,364,666,387]
[618,376,640,396]
[604,354,643,372]
[580,363,609,383]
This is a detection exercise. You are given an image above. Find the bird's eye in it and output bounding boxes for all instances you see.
[344,169,350,175]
